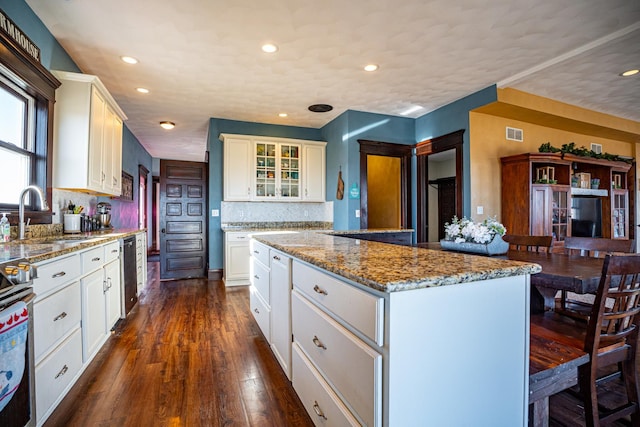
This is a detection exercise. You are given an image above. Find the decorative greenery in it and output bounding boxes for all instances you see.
[444,216,506,244]
[538,142,632,164]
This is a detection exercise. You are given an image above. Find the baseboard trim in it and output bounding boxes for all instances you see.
[208,269,223,281]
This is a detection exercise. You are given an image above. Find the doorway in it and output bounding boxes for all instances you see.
[416,130,464,244]
[159,159,208,280]
[358,140,412,229]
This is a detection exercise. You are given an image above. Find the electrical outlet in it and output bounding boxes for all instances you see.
[355,209,360,218]
[211,209,219,217]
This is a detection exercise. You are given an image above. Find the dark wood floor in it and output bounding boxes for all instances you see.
[44,262,313,427]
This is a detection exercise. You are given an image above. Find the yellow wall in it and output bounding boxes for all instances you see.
[469,111,634,223]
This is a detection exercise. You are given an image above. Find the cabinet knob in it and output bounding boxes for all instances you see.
[313,285,328,296]
[312,401,327,420]
[254,308,259,314]
[312,335,327,350]
[273,255,281,261]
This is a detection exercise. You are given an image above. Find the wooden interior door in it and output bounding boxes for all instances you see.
[159,160,208,280]
[434,177,456,240]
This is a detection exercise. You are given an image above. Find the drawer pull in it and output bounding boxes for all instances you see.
[312,401,327,420]
[111,249,118,253]
[53,312,68,322]
[237,236,246,239]
[92,257,101,262]
[254,275,260,280]
[55,364,69,379]
[254,308,260,314]
[253,250,260,254]
[273,255,281,261]
[312,335,327,350]
[52,271,66,278]
[313,285,328,296]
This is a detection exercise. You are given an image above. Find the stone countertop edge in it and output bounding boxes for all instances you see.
[325,229,414,235]
[253,232,541,293]
[2,229,144,264]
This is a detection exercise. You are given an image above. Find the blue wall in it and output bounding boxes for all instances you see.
[207,118,322,270]
[1,1,153,233]
[414,86,497,216]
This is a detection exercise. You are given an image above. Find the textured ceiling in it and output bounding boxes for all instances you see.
[25,0,640,162]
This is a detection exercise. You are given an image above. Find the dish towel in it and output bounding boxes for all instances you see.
[0,301,28,412]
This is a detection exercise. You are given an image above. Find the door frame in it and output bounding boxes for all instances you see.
[358,140,412,229]
[415,129,465,243]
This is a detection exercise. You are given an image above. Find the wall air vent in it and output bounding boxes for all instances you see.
[506,127,523,142]
[591,143,602,154]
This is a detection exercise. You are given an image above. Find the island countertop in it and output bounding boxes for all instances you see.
[254,231,541,293]
[0,229,143,264]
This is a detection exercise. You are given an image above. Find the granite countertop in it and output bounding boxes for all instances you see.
[0,229,143,264]
[326,229,414,235]
[222,221,333,232]
[254,231,541,293]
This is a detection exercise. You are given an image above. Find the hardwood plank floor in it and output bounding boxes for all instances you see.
[44,262,313,427]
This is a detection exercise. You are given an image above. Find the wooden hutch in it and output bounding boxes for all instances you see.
[501,152,635,249]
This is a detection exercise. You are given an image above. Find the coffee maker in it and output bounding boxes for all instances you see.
[94,202,112,229]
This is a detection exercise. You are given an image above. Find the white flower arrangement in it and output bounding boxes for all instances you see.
[444,216,506,244]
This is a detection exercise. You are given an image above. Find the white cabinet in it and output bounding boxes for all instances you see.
[220,133,326,202]
[224,231,251,286]
[81,268,107,362]
[302,143,326,201]
[105,258,122,328]
[52,70,127,196]
[270,249,292,379]
[222,136,252,201]
[250,240,271,339]
[136,232,147,294]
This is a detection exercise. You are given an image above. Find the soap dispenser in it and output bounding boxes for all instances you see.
[0,213,10,242]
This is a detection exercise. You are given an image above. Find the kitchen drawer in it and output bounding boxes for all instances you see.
[293,290,381,427]
[250,285,270,340]
[292,343,360,427]
[33,253,81,298]
[34,281,81,362]
[104,240,120,263]
[250,259,270,304]
[293,261,384,345]
[226,231,250,242]
[250,239,270,267]
[81,245,105,273]
[35,327,83,423]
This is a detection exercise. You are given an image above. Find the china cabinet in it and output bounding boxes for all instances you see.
[501,152,634,245]
[221,133,326,202]
[52,70,126,196]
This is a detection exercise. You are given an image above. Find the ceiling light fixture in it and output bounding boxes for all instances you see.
[261,44,278,53]
[121,56,139,64]
[364,64,379,72]
[159,121,175,130]
[308,104,333,113]
[136,87,149,94]
[279,113,288,117]
[620,69,639,77]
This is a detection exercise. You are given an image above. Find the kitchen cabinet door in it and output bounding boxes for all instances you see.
[224,232,251,286]
[223,136,252,201]
[88,85,106,191]
[105,258,122,329]
[302,142,326,201]
[270,249,292,379]
[81,268,107,362]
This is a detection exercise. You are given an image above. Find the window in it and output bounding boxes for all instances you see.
[0,71,36,207]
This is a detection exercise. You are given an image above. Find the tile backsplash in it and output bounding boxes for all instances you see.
[52,189,98,223]
[221,201,333,223]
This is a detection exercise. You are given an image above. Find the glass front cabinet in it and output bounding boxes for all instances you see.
[254,141,300,200]
[612,189,629,239]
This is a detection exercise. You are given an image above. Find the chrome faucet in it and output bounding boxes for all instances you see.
[19,185,49,240]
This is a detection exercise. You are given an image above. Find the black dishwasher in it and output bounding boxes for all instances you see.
[123,236,138,314]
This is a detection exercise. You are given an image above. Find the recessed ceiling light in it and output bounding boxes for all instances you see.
[279,113,288,117]
[136,87,149,94]
[159,121,175,130]
[620,69,639,77]
[308,104,333,113]
[364,64,379,72]
[261,44,278,53]
[121,56,138,64]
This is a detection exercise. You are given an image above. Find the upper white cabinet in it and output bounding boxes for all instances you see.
[52,70,127,196]
[221,133,326,202]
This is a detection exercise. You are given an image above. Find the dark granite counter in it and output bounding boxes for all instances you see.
[0,229,143,263]
[254,231,541,293]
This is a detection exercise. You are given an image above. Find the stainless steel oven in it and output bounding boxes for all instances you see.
[0,259,36,427]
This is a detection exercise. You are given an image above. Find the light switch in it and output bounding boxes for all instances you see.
[476,206,484,215]
[355,209,360,218]
[211,209,219,217]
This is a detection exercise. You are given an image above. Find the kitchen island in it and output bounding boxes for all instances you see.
[251,231,541,426]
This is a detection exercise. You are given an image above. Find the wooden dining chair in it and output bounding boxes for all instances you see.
[558,237,635,318]
[531,253,640,426]
[503,234,553,253]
